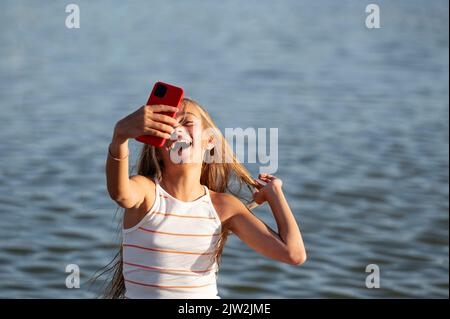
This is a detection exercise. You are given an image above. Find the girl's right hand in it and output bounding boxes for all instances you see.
[113,104,179,142]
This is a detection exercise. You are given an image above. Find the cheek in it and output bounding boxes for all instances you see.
[190,126,205,146]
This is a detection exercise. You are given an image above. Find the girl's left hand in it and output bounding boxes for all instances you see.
[253,173,283,205]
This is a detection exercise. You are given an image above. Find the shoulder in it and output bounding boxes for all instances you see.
[127,174,157,209]
[122,175,158,230]
[130,174,156,191]
[209,190,249,226]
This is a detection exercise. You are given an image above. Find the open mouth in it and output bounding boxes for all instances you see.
[170,139,193,156]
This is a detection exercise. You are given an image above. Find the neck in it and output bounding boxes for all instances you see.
[160,164,205,202]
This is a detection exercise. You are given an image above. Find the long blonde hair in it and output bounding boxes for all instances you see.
[101,98,258,298]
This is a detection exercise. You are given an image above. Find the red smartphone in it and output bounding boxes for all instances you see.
[135,81,184,147]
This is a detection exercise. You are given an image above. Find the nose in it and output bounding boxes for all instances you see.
[170,125,190,141]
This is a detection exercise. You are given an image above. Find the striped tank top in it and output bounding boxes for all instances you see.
[122,179,222,299]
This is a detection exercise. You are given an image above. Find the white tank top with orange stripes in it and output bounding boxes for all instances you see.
[122,179,222,299]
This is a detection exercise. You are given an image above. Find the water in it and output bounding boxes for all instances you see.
[0,0,448,298]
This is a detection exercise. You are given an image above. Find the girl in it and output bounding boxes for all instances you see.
[104,97,306,299]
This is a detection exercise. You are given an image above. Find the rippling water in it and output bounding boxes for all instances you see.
[0,0,448,298]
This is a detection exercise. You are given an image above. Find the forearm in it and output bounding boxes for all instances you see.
[266,187,305,255]
[105,129,131,201]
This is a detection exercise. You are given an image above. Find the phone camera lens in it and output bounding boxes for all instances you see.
[154,84,167,98]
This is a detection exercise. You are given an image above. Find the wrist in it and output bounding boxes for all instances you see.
[266,184,284,202]
[112,124,128,145]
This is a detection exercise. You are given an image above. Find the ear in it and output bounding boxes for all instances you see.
[206,135,214,151]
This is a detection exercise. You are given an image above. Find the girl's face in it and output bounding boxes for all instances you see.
[161,103,212,164]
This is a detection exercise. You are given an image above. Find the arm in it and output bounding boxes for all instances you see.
[227,174,306,265]
[105,104,178,208]
[106,133,146,209]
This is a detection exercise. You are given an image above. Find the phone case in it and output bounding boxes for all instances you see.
[135,81,184,147]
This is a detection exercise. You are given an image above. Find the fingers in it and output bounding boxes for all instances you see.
[253,179,265,189]
[144,105,179,138]
[258,173,276,181]
[258,175,270,183]
[252,191,265,205]
[150,113,179,127]
[147,104,179,114]
[147,121,174,135]
[143,127,171,139]
[258,173,283,189]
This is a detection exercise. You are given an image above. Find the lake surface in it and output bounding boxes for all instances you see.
[0,0,448,298]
